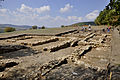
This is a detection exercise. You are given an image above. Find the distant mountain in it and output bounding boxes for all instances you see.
[0,24,32,33]
[69,21,96,26]
[0,24,32,29]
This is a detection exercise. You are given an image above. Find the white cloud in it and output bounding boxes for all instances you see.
[17,4,50,14]
[0,9,8,13]
[35,5,50,13]
[85,10,99,20]
[0,4,83,27]
[0,9,10,17]
[68,16,82,22]
[17,4,33,13]
[60,4,73,13]
[50,16,82,27]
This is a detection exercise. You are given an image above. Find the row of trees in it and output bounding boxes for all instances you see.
[3,25,46,33]
[31,25,45,29]
[95,0,120,26]
[61,25,69,28]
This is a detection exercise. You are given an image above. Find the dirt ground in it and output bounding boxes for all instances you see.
[111,28,120,65]
[0,26,120,80]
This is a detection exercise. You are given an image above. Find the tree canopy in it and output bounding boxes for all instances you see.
[95,0,120,26]
[4,27,16,32]
[32,25,37,29]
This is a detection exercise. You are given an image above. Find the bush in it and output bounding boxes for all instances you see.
[61,25,64,28]
[32,25,37,29]
[41,26,45,29]
[4,27,16,32]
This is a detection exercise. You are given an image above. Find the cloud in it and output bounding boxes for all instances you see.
[60,4,73,13]
[0,4,83,27]
[17,4,33,13]
[35,5,50,13]
[17,4,50,14]
[0,9,10,17]
[85,10,99,20]
[0,9,8,13]
[68,16,82,22]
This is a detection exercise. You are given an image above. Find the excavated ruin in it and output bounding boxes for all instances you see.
[0,28,119,80]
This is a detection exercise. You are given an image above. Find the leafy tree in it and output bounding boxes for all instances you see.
[95,0,120,26]
[41,26,45,29]
[32,25,37,29]
[61,25,65,28]
[4,27,16,32]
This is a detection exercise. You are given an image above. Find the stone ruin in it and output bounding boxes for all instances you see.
[0,28,116,80]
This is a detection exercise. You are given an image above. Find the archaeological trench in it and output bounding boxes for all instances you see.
[0,28,120,80]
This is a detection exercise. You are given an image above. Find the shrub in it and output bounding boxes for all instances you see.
[61,25,64,28]
[4,27,16,32]
[32,25,37,29]
[41,26,45,29]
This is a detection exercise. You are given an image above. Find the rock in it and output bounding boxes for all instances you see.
[0,56,3,59]
[72,72,78,75]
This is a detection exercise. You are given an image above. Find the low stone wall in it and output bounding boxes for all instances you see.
[16,36,33,40]
[55,29,77,36]
[85,32,93,37]
[0,34,55,40]
[40,58,68,76]
[0,34,27,40]
[70,33,95,47]
[21,37,59,46]
[70,38,81,47]
[98,34,107,43]
[38,45,92,76]
[6,36,33,42]
[83,33,95,41]
[43,39,74,52]
[78,34,110,48]
[72,45,92,57]
[78,39,109,47]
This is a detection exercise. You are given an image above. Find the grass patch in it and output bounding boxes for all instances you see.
[0,27,76,38]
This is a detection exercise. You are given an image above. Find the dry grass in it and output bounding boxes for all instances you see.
[0,27,77,38]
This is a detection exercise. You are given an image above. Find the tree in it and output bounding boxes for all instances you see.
[95,0,120,26]
[4,27,16,32]
[61,25,64,28]
[41,26,45,29]
[32,25,37,29]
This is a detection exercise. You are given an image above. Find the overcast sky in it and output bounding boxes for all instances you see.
[0,0,109,27]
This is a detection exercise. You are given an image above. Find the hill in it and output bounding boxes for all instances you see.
[69,21,96,27]
[0,24,32,29]
[0,24,32,33]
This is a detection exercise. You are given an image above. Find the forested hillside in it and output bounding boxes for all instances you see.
[69,22,96,27]
[95,0,120,26]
